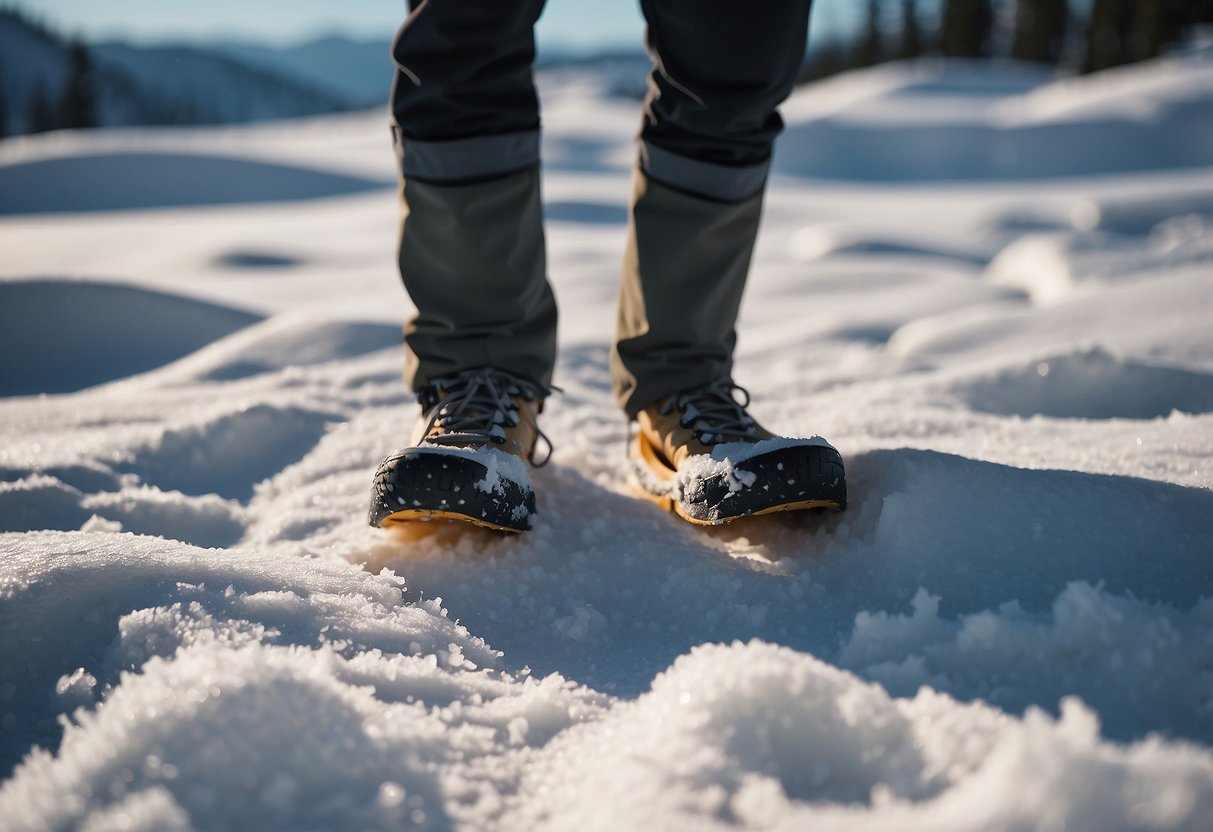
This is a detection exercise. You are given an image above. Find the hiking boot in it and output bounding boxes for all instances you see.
[369,368,552,533]
[630,381,846,525]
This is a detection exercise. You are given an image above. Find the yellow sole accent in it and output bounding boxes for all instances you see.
[633,432,680,484]
[629,481,676,512]
[628,482,842,526]
[378,508,524,534]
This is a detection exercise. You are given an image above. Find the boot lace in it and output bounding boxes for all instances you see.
[419,368,555,466]
[659,380,759,446]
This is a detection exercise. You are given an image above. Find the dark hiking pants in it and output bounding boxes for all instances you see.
[391,0,814,415]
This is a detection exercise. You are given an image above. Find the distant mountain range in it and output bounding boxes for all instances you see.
[214,36,396,109]
[0,10,363,136]
[0,10,649,139]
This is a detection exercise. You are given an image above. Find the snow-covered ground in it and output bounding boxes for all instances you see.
[2,46,1212,831]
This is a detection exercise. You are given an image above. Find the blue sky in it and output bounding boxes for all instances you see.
[14,0,863,53]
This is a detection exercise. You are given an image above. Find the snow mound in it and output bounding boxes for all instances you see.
[984,187,1213,241]
[775,53,1213,181]
[149,315,403,383]
[0,279,261,396]
[840,584,1213,750]
[0,532,605,830]
[739,263,1015,357]
[778,60,1054,126]
[986,224,1213,305]
[787,225,987,265]
[362,448,1212,744]
[1084,191,1213,237]
[840,449,1212,619]
[118,404,338,502]
[0,152,387,215]
[997,44,1213,124]
[888,269,1213,368]
[80,487,246,548]
[509,641,1213,832]
[0,463,121,494]
[4,531,1210,831]
[0,476,244,548]
[0,531,509,781]
[952,347,1213,419]
[0,475,91,534]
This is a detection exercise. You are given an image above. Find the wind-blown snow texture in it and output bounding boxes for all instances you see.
[2,48,1213,831]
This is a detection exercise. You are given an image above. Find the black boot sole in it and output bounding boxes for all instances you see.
[369,448,534,533]
[632,441,847,526]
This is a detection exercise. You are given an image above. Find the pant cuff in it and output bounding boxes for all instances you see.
[639,141,769,203]
[393,129,541,182]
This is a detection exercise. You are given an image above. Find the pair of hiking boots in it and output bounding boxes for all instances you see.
[369,367,846,533]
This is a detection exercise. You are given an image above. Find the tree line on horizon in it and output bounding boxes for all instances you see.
[0,6,350,139]
[803,0,1212,81]
[0,7,102,138]
[16,42,96,135]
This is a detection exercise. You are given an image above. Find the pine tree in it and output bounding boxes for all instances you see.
[59,41,99,129]
[0,70,9,139]
[27,80,56,133]
[1083,0,1134,71]
[938,0,993,58]
[1083,0,1213,72]
[898,0,923,60]
[1131,0,1211,61]
[850,0,884,68]
[1012,0,1069,64]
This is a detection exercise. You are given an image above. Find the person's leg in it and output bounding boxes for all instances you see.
[616,1,846,525]
[371,1,555,533]
[391,0,556,391]
[612,0,814,416]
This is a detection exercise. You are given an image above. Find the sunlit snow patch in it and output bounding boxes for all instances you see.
[0,531,608,830]
[506,641,1213,832]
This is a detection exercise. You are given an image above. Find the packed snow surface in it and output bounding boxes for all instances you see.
[2,50,1213,831]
